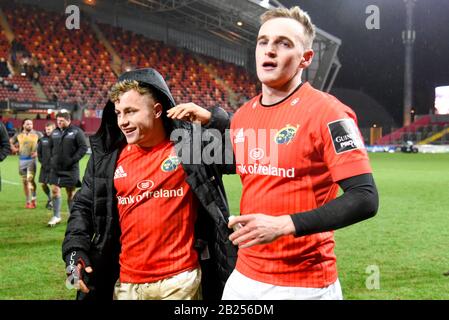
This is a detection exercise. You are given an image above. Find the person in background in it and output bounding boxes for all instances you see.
[48,111,87,226]
[0,121,11,191]
[10,119,42,208]
[37,121,56,210]
[62,68,236,300]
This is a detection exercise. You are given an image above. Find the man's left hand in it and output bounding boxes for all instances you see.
[228,214,296,249]
[167,103,211,125]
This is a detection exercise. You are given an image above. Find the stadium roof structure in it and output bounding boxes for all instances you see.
[108,0,342,92]
[14,0,341,92]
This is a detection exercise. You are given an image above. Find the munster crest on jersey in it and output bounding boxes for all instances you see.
[161,156,181,172]
[274,124,300,145]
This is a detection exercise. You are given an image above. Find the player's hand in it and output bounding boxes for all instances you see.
[10,144,18,154]
[65,250,93,293]
[166,103,211,125]
[228,214,296,249]
[31,151,37,158]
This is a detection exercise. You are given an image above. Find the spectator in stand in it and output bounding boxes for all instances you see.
[0,57,10,77]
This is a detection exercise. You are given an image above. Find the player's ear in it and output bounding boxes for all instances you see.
[153,102,163,118]
[299,49,314,69]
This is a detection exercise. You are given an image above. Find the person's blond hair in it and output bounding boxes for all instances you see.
[109,79,154,103]
[260,6,316,49]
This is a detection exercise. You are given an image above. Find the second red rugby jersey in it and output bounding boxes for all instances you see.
[114,140,198,283]
[230,82,372,287]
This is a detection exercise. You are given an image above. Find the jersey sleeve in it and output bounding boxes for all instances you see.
[318,100,372,182]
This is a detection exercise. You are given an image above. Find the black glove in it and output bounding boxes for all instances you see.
[65,250,92,290]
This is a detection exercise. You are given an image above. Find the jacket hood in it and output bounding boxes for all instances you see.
[117,68,176,108]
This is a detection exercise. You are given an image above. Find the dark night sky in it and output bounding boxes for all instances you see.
[281,0,449,125]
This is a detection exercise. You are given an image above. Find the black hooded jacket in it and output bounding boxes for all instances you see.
[0,122,10,192]
[49,123,87,173]
[62,68,237,300]
[0,122,10,162]
[37,134,52,169]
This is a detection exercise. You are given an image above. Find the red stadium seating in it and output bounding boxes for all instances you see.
[3,4,116,109]
[99,23,231,110]
[0,3,259,135]
[0,27,39,101]
[99,23,258,112]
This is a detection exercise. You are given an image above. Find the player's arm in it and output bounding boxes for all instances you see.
[202,106,236,174]
[71,130,88,164]
[37,139,43,163]
[0,123,10,162]
[62,155,95,293]
[32,132,42,158]
[216,128,236,175]
[167,102,212,126]
[290,173,378,236]
[167,103,236,174]
[31,137,39,159]
[229,173,378,248]
[167,103,230,132]
[47,133,54,162]
[287,108,379,236]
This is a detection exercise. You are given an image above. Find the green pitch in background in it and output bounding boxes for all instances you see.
[1,153,449,299]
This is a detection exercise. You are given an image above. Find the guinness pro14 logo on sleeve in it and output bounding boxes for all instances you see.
[327,118,364,154]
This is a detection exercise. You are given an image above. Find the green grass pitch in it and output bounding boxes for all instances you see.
[1,153,449,299]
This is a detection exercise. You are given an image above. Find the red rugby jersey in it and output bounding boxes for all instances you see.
[114,140,198,283]
[230,82,372,287]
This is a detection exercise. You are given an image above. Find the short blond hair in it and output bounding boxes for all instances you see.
[260,6,316,49]
[109,79,154,103]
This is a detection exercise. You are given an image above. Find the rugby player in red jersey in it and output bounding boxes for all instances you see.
[62,68,236,300]
[224,6,378,300]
